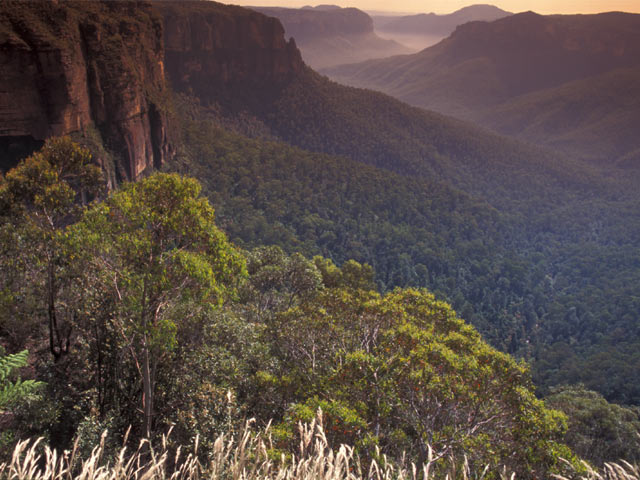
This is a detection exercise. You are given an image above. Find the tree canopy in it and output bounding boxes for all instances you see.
[66,173,246,438]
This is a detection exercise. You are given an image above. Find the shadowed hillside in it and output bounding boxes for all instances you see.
[326,11,640,163]
[479,67,640,165]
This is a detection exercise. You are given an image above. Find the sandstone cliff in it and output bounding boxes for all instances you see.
[0,0,174,182]
[158,1,305,113]
[0,0,307,181]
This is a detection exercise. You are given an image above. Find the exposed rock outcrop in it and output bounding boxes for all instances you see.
[158,1,305,112]
[0,0,174,182]
[0,0,307,180]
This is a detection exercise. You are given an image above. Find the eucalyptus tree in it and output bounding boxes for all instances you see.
[67,173,245,438]
[0,137,102,360]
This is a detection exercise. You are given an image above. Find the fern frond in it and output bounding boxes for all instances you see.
[0,350,44,411]
[0,349,29,382]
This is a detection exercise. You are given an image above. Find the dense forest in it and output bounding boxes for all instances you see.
[2,133,639,476]
[168,93,640,408]
[0,140,576,476]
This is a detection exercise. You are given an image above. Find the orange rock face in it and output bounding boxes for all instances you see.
[0,1,173,182]
[0,1,305,181]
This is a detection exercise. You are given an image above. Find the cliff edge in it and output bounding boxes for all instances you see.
[0,0,307,180]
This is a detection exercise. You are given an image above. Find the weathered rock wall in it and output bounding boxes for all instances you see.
[0,0,305,180]
[0,0,173,182]
[158,1,304,111]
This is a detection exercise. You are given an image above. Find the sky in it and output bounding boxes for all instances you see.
[230,0,640,14]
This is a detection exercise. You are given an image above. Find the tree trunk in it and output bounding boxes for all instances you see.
[142,337,153,439]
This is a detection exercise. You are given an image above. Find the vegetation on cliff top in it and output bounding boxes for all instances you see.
[0,139,582,477]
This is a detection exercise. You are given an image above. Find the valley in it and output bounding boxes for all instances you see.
[324,11,640,164]
[251,5,411,68]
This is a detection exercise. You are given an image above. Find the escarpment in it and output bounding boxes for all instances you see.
[0,0,172,182]
[158,1,305,112]
[0,0,307,180]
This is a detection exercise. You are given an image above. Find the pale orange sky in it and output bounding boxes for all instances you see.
[231,0,640,14]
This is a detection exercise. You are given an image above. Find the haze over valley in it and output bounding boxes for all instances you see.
[251,5,412,68]
[371,4,512,50]
[324,10,640,164]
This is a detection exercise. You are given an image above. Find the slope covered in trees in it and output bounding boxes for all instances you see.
[476,67,640,166]
[324,11,640,164]
[169,96,640,407]
[0,142,578,477]
[168,55,608,214]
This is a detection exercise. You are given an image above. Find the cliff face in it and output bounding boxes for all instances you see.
[0,0,306,180]
[0,0,174,182]
[158,1,305,111]
[251,6,411,69]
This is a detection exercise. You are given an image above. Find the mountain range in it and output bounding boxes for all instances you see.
[374,4,511,34]
[371,4,511,50]
[324,11,640,164]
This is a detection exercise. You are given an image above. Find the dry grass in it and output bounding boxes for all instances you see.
[1,413,638,480]
[553,460,640,480]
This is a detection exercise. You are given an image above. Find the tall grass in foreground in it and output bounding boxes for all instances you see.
[1,415,638,480]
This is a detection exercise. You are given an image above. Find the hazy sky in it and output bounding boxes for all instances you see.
[231,0,640,14]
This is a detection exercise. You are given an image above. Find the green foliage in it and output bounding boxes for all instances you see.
[546,385,640,466]
[0,137,103,360]
[0,349,43,412]
[0,348,46,457]
[253,282,570,477]
[170,111,527,346]
[0,140,580,473]
[0,134,630,473]
[0,136,102,225]
[66,173,246,438]
[71,172,245,309]
[172,93,640,407]
[240,246,323,322]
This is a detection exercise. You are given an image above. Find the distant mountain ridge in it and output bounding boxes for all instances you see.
[325,11,640,164]
[374,4,511,36]
[252,5,411,69]
[370,4,511,51]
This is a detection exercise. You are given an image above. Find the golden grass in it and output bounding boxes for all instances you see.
[1,413,638,480]
[553,460,640,480]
